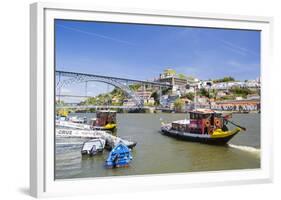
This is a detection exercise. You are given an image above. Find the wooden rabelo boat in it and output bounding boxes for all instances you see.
[90,110,117,131]
[161,109,245,145]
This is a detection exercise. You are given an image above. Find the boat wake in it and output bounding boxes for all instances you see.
[228,143,260,156]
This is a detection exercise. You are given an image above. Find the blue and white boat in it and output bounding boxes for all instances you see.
[105,143,133,168]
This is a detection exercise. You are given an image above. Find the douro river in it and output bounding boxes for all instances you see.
[55,113,260,179]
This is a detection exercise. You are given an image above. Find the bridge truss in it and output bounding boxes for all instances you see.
[56,70,172,108]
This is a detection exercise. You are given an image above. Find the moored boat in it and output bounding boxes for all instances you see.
[81,138,106,156]
[161,109,245,145]
[69,116,87,124]
[105,136,137,150]
[90,110,117,131]
[105,143,133,168]
[56,128,137,150]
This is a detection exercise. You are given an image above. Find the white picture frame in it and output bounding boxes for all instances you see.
[30,2,273,198]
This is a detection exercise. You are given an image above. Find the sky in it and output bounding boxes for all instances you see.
[55,19,260,102]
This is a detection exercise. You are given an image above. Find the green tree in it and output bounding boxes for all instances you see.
[212,89,218,100]
[229,87,253,98]
[129,84,141,91]
[174,98,184,112]
[151,91,160,105]
[199,88,210,98]
[144,102,155,107]
[213,76,235,83]
[164,69,176,76]
[182,92,194,101]
[178,73,186,79]
[161,88,171,95]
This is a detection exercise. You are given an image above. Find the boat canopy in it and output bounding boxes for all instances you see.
[189,109,216,114]
[95,110,117,125]
[105,143,133,168]
[189,109,222,120]
[82,139,105,151]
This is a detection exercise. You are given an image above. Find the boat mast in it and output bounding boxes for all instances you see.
[194,86,196,109]
[194,83,197,110]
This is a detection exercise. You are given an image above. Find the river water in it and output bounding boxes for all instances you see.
[55,113,260,179]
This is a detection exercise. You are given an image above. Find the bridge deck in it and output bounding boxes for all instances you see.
[56,105,153,109]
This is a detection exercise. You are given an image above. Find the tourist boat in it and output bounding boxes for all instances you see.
[81,138,106,156]
[105,143,133,168]
[161,109,245,145]
[69,116,87,124]
[90,110,117,131]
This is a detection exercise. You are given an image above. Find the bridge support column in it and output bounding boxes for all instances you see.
[159,86,162,102]
[58,73,61,103]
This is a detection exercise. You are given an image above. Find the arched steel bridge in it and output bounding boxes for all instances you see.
[56,70,172,107]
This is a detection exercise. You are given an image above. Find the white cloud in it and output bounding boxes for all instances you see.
[220,39,258,57]
[57,24,136,46]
